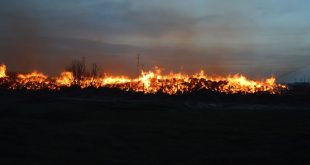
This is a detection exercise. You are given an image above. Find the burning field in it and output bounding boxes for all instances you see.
[2,0,310,163]
[0,64,287,95]
[1,63,310,165]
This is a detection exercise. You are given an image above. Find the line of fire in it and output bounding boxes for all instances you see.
[0,62,288,95]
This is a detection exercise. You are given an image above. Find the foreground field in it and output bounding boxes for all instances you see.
[0,90,310,164]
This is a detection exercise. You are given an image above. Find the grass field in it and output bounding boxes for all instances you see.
[0,90,310,164]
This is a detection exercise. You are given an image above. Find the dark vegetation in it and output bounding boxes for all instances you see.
[0,83,310,164]
[67,57,100,86]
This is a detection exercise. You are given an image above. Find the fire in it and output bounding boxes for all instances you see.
[0,64,288,94]
[221,75,277,94]
[13,71,55,90]
[56,71,74,87]
[0,64,7,78]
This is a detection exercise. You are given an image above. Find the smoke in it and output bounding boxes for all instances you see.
[0,0,308,81]
[0,7,47,73]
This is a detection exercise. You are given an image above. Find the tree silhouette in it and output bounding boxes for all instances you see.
[67,57,87,86]
[67,57,101,87]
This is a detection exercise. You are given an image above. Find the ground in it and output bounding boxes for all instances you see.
[0,90,310,164]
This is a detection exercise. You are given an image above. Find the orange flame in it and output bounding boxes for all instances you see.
[0,64,288,94]
[14,71,52,90]
[0,64,7,78]
[56,71,74,87]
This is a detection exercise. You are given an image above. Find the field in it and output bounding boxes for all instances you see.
[0,88,310,164]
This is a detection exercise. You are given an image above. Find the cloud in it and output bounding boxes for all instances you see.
[0,0,310,80]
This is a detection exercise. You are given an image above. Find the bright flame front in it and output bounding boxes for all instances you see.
[0,64,288,94]
[0,64,6,78]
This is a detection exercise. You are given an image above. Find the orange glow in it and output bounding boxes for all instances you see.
[13,71,54,90]
[56,71,74,87]
[0,64,287,94]
[0,64,7,78]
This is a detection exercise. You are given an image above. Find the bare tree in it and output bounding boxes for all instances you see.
[90,63,100,86]
[67,57,87,85]
[67,57,102,87]
[91,63,99,79]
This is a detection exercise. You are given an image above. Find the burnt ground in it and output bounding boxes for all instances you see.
[0,87,310,165]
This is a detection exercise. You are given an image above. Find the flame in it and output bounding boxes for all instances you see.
[0,64,288,94]
[14,71,53,90]
[0,64,7,78]
[221,75,277,94]
[56,71,74,87]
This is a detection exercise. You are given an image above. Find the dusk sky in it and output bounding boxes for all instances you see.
[0,0,310,80]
